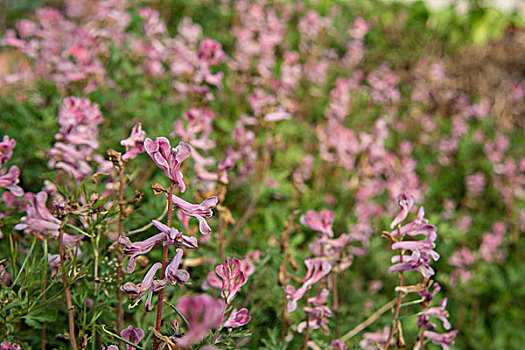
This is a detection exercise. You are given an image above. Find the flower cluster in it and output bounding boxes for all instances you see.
[48,97,104,181]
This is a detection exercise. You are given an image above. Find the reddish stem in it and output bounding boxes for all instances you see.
[153,181,175,350]
[116,162,126,336]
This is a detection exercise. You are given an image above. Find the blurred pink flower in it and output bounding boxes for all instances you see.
[176,294,225,348]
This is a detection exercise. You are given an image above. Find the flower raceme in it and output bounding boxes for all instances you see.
[118,222,197,274]
[387,194,440,278]
[144,137,190,192]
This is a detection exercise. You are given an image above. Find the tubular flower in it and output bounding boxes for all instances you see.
[424,330,458,350]
[390,193,414,228]
[0,135,16,167]
[166,248,190,285]
[15,191,77,244]
[170,194,218,235]
[121,262,165,311]
[417,298,452,330]
[297,288,332,335]
[175,294,225,348]
[387,196,440,278]
[144,137,190,192]
[0,166,23,196]
[118,233,165,273]
[120,325,144,350]
[223,308,251,328]
[151,220,198,249]
[120,123,146,161]
[215,257,247,303]
[300,209,335,237]
[285,258,332,312]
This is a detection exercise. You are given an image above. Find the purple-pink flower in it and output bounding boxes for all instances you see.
[144,137,191,192]
[166,248,190,285]
[0,166,23,196]
[120,325,144,350]
[0,135,16,167]
[121,262,164,311]
[170,194,218,235]
[285,258,332,312]
[300,209,335,237]
[151,219,198,249]
[215,257,248,303]
[424,330,458,350]
[121,123,146,161]
[1,342,21,350]
[176,294,225,348]
[390,193,414,228]
[118,233,166,273]
[223,308,251,328]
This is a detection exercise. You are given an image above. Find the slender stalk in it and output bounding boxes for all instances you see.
[384,249,405,350]
[116,161,126,333]
[41,239,48,350]
[153,181,176,350]
[58,219,78,350]
[341,298,398,342]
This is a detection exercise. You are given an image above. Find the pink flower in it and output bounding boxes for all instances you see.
[118,233,166,273]
[285,258,332,312]
[348,17,369,40]
[121,123,146,161]
[332,339,348,350]
[424,330,458,350]
[390,193,415,228]
[121,263,165,311]
[120,325,144,350]
[166,248,190,285]
[479,222,506,263]
[144,137,191,192]
[48,97,104,181]
[417,298,452,330]
[300,210,335,237]
[0,166,23,196]
[15,192,78,244]
[298,288,332,335]
[359,327,394,350]
[169,194,217,235]
[215,257,248,303]
[0,135,16,167]
[1,342,21,350]
[176,294,225,348]
[223,308,251,328]
[151,220,198,249]
[198,38,226,65]
[0,265,11,283]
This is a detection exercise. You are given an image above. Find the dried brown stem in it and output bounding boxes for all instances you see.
[340,297,398,342]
